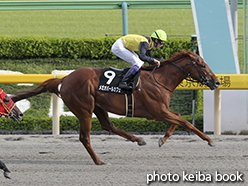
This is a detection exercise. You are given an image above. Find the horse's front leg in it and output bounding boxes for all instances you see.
[158,110,215,147]
[158,110,181,147]
[94,106,146,146]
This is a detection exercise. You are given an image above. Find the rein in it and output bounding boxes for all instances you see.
[138,65,174,92]
[153,73,173,92]
[138,65,158,91]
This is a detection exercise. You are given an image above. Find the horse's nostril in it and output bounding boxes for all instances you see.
[20,113,24,117]
[216,81,220,86]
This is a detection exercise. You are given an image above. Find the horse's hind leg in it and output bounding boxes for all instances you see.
[94,106,146,146]
[62,95,105,165]
[78,116,105,165]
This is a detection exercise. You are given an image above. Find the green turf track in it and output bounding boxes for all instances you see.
[0,9,244,38]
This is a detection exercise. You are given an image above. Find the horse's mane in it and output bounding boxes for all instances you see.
[141,50,194,71]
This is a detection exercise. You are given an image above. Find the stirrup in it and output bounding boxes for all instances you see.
[119,82,132,89]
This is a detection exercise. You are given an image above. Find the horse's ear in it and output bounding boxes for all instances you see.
[181,50,192,57]
[187,50,195,59]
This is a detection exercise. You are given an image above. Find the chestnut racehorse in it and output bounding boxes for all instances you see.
[11,51,220,165]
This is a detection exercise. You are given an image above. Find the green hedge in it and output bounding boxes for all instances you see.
[0,36,192,60]
[0,115,203,132]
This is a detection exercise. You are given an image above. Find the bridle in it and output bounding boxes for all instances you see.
[153,55,212,92]
[171,55,212,85]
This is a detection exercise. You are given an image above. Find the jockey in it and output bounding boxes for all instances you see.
[111,29,167,89]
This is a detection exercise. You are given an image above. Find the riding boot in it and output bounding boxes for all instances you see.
[119,65,140,89]
[119,69,134,89]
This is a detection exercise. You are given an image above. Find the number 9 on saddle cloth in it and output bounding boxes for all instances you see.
[98,67,140,95]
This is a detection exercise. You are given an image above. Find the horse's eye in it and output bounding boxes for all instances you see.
[3,96,10,105]
[201,65,206,68]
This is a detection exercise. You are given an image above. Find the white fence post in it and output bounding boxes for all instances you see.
[52,72,60,135]
[52,93,60,135]
[214,89,221,135]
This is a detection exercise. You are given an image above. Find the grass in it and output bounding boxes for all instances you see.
[0,9,244,38]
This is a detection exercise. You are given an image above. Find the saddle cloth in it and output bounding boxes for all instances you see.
[98,67,140,117]
[98,67,140,95]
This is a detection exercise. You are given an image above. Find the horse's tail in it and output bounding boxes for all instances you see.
[11,78,62,103]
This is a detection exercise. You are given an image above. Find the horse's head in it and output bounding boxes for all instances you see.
[172,51,220,90]
[0,89,23,122]
[187,52,220,90]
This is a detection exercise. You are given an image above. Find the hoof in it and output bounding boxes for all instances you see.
[158,138,164,147]
[95,161,105,165]
[208,142,215,147]
[3,171,11,179]
[138,140,147,146]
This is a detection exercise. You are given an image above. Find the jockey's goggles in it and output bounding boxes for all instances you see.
[158,40,165,45]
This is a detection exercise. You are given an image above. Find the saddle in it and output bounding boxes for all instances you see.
[98,67,140,95]
[98,67,141,117]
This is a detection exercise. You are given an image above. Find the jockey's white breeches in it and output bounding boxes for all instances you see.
[111,38,144,68]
